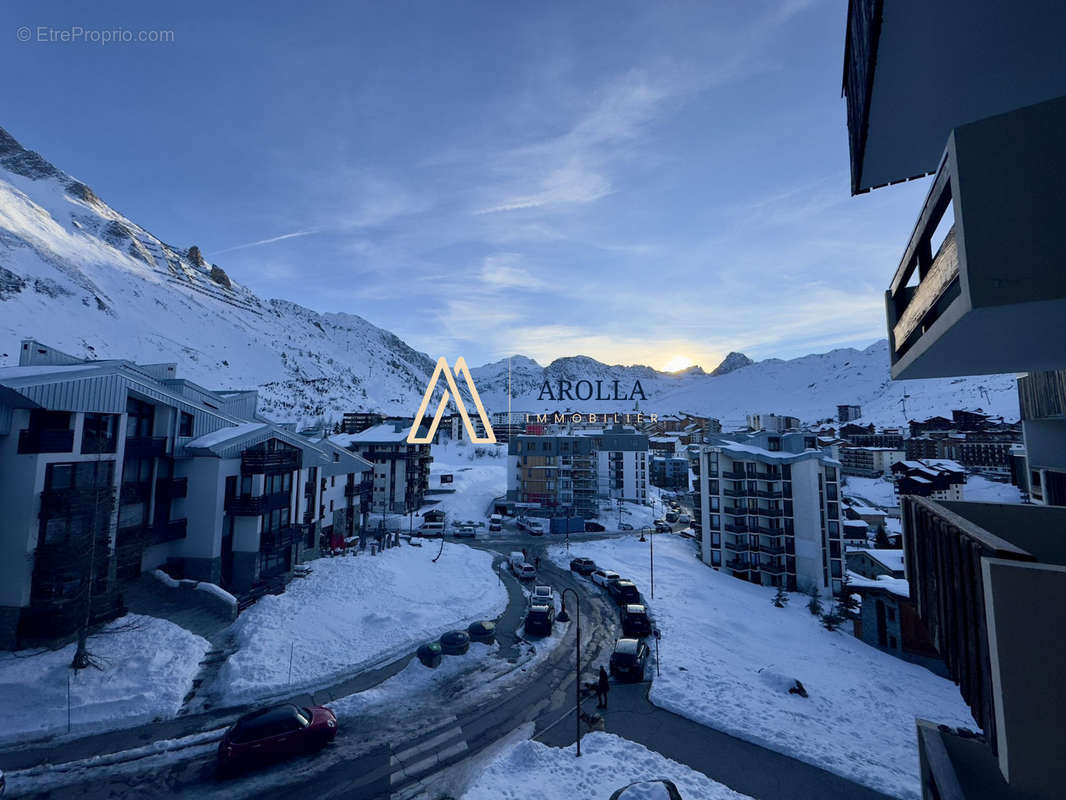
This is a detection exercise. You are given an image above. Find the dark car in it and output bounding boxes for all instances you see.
[569,557,596,575]
[607,579,641,606]
[620,604,652,637]
[654,522,671,533]
[609,638,649,683]
[440,630,471,655]
[524,603,555,636]
[584,521,606,532]
[218,704,337,774]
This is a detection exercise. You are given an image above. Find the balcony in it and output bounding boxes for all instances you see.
[125,435,167,459]
[842,1,1066,194]
[903,497,1066,796]
[758,543,786,555]
[39,486,115,519]
[225,495,267,516]
[241,449,302,474]
[722,469,747,480]
[724,559,749,572]
[754,490,783,499]
[18,428,75,455]
[723,537,747,552]
[722,488,749,499]
[754,507,783,518]
[758,560,786,575]
[260,526,298,553]
[886,95,1066,380]
[81,433,118,455]
[723,522,748,534]
[120,481,151,505]
[147,518,187,545]
[156,476,188,499]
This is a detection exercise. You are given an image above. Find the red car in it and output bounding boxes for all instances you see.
[217,704,337,773]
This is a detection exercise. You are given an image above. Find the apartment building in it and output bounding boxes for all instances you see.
[837,404,862,423]
[0,340,372,649]
[842,3,1066,794]
[506,425,649,518]
[334,422,432,515]
[650,455,690,491]
[890,460,965,502]
[340,412,384,434]
[839,446,906,477]
[745,413,800,433]
[695,438,845,596]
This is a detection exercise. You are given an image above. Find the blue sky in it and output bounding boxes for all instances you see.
[2,0,931,371]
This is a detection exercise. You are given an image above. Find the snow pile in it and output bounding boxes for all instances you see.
[0,614,209,744]
[215,543,508,703]
[964,476,1022,503]
[549,535,976,799]
[461,732,750,800]
[841,475,898,507]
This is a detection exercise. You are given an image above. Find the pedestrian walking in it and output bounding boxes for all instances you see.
[596,666,610,709]
[534,556,541,570]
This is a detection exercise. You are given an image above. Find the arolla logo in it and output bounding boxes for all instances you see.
[407,357,497,444]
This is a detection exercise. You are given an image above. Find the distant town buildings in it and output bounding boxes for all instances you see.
[837,404,862,423]
[333,423,433,515]
[745,413,801,433]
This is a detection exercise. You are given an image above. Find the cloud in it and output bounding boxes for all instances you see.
[212,228,321,255]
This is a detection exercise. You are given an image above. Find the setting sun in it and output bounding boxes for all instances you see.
[661,354,694,372]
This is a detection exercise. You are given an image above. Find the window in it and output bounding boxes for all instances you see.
[887,607,896,622]
[126,397,155,438]
[830,560,842,578]
[179,412,194,437]
[82,413,118,454]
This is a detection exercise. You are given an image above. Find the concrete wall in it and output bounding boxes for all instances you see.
[791,458,825,594]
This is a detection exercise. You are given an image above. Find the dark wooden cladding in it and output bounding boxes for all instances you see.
[1018,369,1066,421]
[903,496,1035,758]
[842,0,883,195]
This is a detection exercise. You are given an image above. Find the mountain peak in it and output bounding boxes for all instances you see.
[710,351,753,376]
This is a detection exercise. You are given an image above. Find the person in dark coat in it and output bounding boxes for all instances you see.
[534,556,541,570]
[596,666,610,708]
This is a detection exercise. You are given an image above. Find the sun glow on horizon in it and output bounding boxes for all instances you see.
[661,354,695,372]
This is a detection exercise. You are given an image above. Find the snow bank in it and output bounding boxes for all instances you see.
[194,581,237,610]
[0,614,209,744]
[841,475,898,507]
[964,476,1022,503]
[461,732,750,800]
[417,440,506,525]
[549,536,976,800]
[215,542,508,704]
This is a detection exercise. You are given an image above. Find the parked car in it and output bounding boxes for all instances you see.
[569,557,596,575]
[515,563,537,581]
[665,512,678,523]
[620,604,652,637]
[584,521,606,532]
[609,638,650,683]
[618,522,634,531]
[509,552,526,572]
[531,584,554,605]
[608,580,641,606]
[653,518,666,527]
[677,514,691,524]
[591,569,620,587]
[655,522,671,533]
[489,516,502,532]
[217,704,337,774]
[419,522,445,537]
[439,630,471,655]
[524,603,555,636]
[454,525,476,538]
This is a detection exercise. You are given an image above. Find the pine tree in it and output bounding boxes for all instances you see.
[838,571,860,614]
[821,604,846,631]
[772,585,790,608]
[806,585,823,616]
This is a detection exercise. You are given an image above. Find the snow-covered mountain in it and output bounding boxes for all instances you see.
[0,126,1019,429]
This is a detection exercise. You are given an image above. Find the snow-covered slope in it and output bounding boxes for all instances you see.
[0,126,1018,428]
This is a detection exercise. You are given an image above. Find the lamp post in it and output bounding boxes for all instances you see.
[557,587,582,757]
[639,527,654,599]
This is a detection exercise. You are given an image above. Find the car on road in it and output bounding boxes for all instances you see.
[591,569,620,587]
[653,518,666,526]
[489,513,503,532]
[620,604,652,637]
[217,704,337,774]
[518,517,547,535]
[584,521,606,532]
[664,512,678,523]
[440,630,471,655]
[609,638,650,682]
[569,557,596,575]
[677,513,691,524]
[618,522,634,531]
[515,563,537,581]
[531,584,554,605]
[524,603,555,636]
[454,525,476,538]
[607,579,641,606]
[509,552,526,571]
[654,522,671,533]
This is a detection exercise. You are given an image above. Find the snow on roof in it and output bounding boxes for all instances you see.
[923,458,966,472]
[850,505,886,516]
[865,549,906,572]
[908,475,932,484]
[615,639,640,654]
[847,571,910,599]
[885,518,903,534]
[331,423,409,444]
[185,422,268,449]
[843,519,869,528]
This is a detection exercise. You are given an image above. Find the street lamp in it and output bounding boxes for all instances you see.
[556,587,582,757]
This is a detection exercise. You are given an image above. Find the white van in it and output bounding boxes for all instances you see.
[489,513,503,532]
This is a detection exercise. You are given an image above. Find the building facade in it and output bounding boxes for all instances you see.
[695,440,846,596]
[334,423,433,515]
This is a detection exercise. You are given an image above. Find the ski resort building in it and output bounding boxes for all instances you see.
[745,413,801,433]
[506,425,650,518]
[694,437,845,596]
[0,340,372,650]
[839,445,906,477]
[333,423,433,515]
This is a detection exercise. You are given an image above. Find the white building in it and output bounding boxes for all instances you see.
[696,440,846,596]
[333,423,433,516]
[0,340,372,649]
[746,413,801,433]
